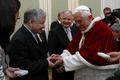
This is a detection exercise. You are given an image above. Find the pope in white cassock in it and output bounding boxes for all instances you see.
[54,5,120,80]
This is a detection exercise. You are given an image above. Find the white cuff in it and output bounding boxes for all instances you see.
[63,52,85,71]
[61,49,71,57]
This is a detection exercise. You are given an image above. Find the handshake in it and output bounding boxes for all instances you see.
[47,54,64,72]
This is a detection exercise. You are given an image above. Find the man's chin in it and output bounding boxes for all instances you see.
[64,26,70,28]
[42,28,45,31]
[38,30,45,33]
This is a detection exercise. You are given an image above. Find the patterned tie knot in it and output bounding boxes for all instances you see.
[35,34,40,44]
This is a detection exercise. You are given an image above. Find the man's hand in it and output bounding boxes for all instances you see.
[5,67,20,78]
[56,66,64,73]
[47,56,55,68]
[108,52,120,62]
[50,54,60,63]
[54,56,63,66]
[48,54,64,68]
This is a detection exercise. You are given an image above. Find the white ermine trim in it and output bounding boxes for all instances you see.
[63,52,85,71]
[76,51,119,69]
[79,34,85,48]
[61,49,71,57]
[81,16,101,34]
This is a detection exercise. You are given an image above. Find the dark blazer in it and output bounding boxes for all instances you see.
[50,20,60,30]
[7,25,48,80]
[48,24,77,55]
[48,24,77,80]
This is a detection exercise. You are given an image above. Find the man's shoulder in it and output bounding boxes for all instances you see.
[11,26,29,41]
[12,27,24,36]
[94,20,110,30]
[51,20,59,26]
[52,20,59,24]
[89,20,112,36]
[50,24,63,32]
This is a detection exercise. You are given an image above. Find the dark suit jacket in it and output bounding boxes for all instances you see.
[48,24,77,80]
[7,25,48,80]
[50,20,60,30]
[48,24,77,55]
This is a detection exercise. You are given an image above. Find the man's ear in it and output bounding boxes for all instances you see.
[15,11,20,22]
[27,19,34,27]
[88,15,93,20]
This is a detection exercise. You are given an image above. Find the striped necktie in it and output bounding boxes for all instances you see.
[35,34,41,44]
[66,28,72,41]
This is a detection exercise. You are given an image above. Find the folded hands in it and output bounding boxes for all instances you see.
[47,54,64,72]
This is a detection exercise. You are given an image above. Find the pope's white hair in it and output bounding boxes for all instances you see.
[73,5,92,17]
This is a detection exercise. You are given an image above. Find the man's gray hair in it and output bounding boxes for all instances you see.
[73,5,92,17]
[24,9,46,23]
[63,10,72,14]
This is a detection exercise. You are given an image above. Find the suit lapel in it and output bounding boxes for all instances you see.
[21,26,44,53]
[59,25,70,42]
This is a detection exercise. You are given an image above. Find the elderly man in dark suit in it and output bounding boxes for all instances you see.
[48,10,78,80]
[7,9,54,80]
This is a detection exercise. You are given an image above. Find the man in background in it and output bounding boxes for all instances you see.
[50,11,63,30]
[48,10,77,80]
[102,7,116,27]
[103,7,111,17]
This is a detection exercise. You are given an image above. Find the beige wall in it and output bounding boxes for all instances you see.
[15,0,39,31]
[79,0,101,17]
[14,0,101,34]
[51,0,101,21]
[52,0,68,21]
